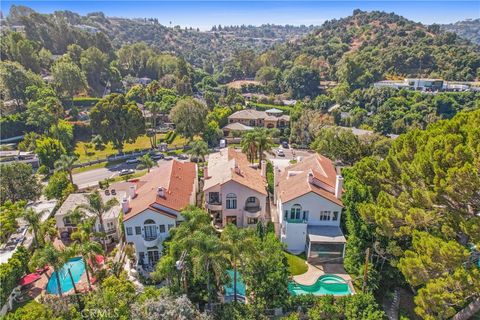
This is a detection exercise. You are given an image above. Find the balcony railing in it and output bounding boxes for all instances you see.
[286,218,307,224]
[244,206,261,213]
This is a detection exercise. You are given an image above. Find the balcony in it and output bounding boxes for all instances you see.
[244,206,261,218]
[286,218,307,224]
[142,235,160,247]
[206,201,222,211]
[105,228,116,235]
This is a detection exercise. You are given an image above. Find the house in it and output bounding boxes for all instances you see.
[123,160,197,269]
[204,148,268,229]
[275,154,345,264]
[225,108,290,136]
[55,191,129,242]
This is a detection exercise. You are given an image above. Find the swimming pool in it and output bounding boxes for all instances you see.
[224,269,246,301]
[288,274,352,296]
[47,257,85,294]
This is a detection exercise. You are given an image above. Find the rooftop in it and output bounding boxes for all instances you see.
[308,226,346,243]
[204,148,267,195]
[277,153,343,206]
[124,160,197,221]
[223,122,254,131]
[56,192,123,221]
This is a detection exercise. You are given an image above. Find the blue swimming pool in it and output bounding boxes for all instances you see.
[224,270,246,298]
[288,274,352,296]
[47,257,85,294]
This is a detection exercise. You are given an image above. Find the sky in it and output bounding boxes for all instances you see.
[1,1,479,30]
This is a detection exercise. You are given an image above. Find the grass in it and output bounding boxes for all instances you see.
[285,252,308,276]
[72,159,125,174]
[74,133,187,162]
[110,169,148,183]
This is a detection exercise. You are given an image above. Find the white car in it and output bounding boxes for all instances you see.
[125,158,139,164]
[277,149,285,157]
[119,169,134,176]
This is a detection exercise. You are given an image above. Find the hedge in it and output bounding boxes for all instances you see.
[0,246,30,306]
[72,97,101,108]
[0,113,31,139]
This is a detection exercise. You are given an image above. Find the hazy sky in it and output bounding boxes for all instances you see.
[2,1,479,30]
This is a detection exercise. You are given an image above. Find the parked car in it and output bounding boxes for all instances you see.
[178,154,189,160]
[126,158,139,164]
[119,169,135,176]
[277,149,285,157]
[282,141,289,149]
[151,153,164,160]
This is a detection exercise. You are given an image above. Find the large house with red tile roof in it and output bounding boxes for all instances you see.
[274,153,345,264]
[123,160,198,269]
[204,148,268,229]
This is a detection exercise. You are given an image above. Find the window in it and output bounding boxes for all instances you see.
[63,216,75,226]
[144,219,157,240]
[168,224,174,230]
[135,226,141,235]
[209,192,220,204]
[226,193,237,209]
[320,211,331,221]
[139,252,145,264]
[290,204,302,220]
[247,197,256,203]
[333,211,339,221]
[302,210,309,221]
[247,217,258,225]
[159,225,166,233]
[126,227,133,236]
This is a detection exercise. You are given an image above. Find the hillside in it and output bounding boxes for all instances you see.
[440,18,480,45]
[264,10,480,85]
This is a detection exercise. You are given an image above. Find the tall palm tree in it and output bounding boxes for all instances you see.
[136,153,156,172]
[29,243,76,297]
[54,154,78,184]
[254,128,274,166]
[145,101,163,149]
[187,139,209,162]
[71,219,103,290]
[22,208,41,248]
[77,191,118,253]
[221,224,254,302]
[241,131,258,164]
[191,231,227,310]
[39,218,58,244]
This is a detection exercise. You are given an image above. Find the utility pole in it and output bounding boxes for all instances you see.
[362,247,370,292]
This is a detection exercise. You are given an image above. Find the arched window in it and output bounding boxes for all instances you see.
[144,219,155,225]
[143,219,157,240]
[226,193,237,209]
[290,204,302,220]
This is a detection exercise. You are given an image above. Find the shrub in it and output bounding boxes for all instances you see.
[0,246,30,305]
[72,97,100,108]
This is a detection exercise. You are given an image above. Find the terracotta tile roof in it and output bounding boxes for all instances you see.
[228,109,266,120]
[204,148,267,195]
[123,160,197,221]
[277,154,343,206]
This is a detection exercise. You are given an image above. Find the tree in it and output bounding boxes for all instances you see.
[136,153,156,172]
[44,171,74,200]
[0,163,41,204]
[91,134,104,150]
[131,294,204,320]
[29,243,75,297]
[80,47,109,95]
[0,201,25,243]
[0,61,42,107]
[284,66,320,99]
[187,140,209,162]
[203,121,223,147]
[25,86,63,133]
[3,300,59,320]
[22,208,41,248]
[170,98,208,141]
[77,191,119,253]
[51,60,87,104]
[35,137,66,170]
[221,224,253,303]
[70,221,103,291]
[48,120,74,152]
[90,94,145,151]
[241,131,258,163]
[54,154,78,184]
[311,127,363,165]
[253,128,274,165]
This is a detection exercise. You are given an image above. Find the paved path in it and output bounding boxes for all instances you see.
[292,263,324,285]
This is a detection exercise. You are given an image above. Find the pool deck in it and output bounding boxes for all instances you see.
[292,262,356,294]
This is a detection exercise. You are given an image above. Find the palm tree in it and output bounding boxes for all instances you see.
[145,101,163,149]
[29,243,76,297]
[136,153,156,172]
[77,191,119,253]
[22,208,41,248]
[254,128,274,167]
[191,231,227,310]
[39,218,58,244]
[187,139,209,162]
[241,131,258,163]
[221,224,254,302]
[71,220,103,290]
[54,154,78,184]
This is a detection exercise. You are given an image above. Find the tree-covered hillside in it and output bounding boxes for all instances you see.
[342,109,480,319]
[440,18,480,45]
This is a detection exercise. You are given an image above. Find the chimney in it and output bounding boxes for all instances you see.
[129,185,136,199]
[157,186,166,198]
[121,196,129,213]
[204,166,209,179]
[307,172,314,184]
[260,160,267,177]
[335,175,344,199]
[234,163,241,175]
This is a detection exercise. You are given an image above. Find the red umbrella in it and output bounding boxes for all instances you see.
[95,255,104,265]
[18,273,41,287]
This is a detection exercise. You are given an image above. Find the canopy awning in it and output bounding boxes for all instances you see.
[18,273,41,287]
[307,226,346,243]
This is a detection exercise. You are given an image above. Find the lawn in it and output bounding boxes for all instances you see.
[285,252,308,276]
[74,133,187,162]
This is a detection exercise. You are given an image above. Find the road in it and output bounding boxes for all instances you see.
[267,145,314,170]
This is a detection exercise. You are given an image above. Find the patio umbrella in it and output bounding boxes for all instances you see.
[18,273,41,287]
[95,255,104,265]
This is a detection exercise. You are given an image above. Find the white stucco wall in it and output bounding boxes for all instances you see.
[123,209,177,264]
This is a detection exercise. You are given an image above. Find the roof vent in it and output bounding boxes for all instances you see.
[157,187,166,198]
